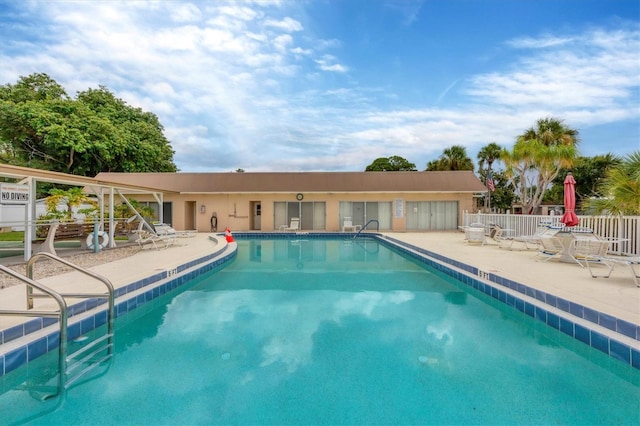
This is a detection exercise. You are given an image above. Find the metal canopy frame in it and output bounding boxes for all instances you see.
[0,164,172,261]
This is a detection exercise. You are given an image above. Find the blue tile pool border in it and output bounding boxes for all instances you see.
[378,234,639,369]
[2,232,638,375]
[1,238,235,376]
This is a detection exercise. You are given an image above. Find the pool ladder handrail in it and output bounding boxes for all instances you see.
[354,219,379,239]
[0,252,115,399]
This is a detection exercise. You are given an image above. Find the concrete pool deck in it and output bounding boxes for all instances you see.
[384,231,640,326]
[1,231,638,355]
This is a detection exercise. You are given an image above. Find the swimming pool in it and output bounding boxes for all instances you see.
[2,237,639,425]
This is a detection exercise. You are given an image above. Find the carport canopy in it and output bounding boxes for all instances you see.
[0,164,172,261]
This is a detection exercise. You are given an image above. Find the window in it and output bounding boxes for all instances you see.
[405,201,458,230]
[339,202,392,230]
[274,201,326,230]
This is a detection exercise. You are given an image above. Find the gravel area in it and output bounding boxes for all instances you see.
[0,246,142,289]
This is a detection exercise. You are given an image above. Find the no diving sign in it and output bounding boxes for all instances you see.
[0,183,29,205]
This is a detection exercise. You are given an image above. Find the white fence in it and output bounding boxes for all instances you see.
[0,201,97,231]
[462,212,639,256]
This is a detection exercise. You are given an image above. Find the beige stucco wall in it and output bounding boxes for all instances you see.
[126,191,478,232]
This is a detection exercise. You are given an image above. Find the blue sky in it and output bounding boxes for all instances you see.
[1,0,638,172]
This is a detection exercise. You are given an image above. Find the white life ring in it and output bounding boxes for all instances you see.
[86,231,109,249]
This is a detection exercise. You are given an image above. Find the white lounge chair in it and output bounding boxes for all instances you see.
[134,223,177,249]
[536,236,565,262]
[134,230,170,250]
[491,225,516,249]
[342,217,361,232]
[280,218,300,232]
[153,223,196,239]
[584,255,640,287]
[572,237,609,267]
[512,225,548,250]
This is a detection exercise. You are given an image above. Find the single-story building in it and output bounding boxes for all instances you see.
[94,171,487,232]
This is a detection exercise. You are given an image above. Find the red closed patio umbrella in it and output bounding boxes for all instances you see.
[560,172,579,227]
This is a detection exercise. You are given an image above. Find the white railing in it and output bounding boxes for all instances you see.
[462,212,639,256]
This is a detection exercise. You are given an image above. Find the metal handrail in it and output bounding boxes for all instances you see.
[26,253,115,388]
[0,266,68,394]
[354,219,379,239]
[26,253,114,317]
[1,252,115,399]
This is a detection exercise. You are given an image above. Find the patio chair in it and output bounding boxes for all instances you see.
[134,223,177,249]
[572,237,609,267]
[464,223,486,245]
[342,217,361,232]
[491,225,516,249]
[512,225,548,250]
[154,223,180,244]
[584,255,640,287]
[280,218,300,232]
[134,230,167,250]
[153,222,196,239]
[536,236,565,262]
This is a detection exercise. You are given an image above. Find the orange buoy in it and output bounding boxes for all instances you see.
[225,227,234,242]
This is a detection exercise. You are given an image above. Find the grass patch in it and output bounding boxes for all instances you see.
[0,231,24,242]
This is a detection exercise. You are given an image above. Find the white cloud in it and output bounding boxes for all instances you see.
[316,38,342,50]
[315,54,348,72]
[264,16,303,32]
[170,3,202,23]
[291,46,312,55]
[0,1,637,172]
[507,35,574,49]
[272,33,293,52]
[217,5,262,22]
[154,25,201,51]
[465,28,639,128]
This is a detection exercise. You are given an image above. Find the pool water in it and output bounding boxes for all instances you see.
[2,238,639,425]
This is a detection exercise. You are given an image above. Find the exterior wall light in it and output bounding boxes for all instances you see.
[200,204,206,214]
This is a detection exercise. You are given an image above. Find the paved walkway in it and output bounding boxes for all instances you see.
[1,231,638,342]
[386,232,639,326]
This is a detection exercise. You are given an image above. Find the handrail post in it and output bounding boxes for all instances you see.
[354,219,379,239]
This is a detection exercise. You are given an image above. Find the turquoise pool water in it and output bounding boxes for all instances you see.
[2,238,639,425]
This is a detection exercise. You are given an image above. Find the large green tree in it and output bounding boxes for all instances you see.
[0,73,177,176]
[502,117,579,214]
[477,168,515,212]
[425,145,474,171]
[544,154,622,208]
[365,155,417,171]
[583,151,640,215]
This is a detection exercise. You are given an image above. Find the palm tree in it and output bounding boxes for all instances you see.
[503,117,579,214]
[44,187,97,221]
[426,145,474,171]
[477,142,502,209]
[583,151,640,215]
